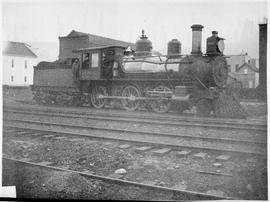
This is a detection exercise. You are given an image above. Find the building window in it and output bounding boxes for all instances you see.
[25,60,27,68]
[11,59,14,68]
[244,69,248,74]
[24,76,27,82]
[235,64,239,70]
[11,76,14,82]
[249,80,253,88]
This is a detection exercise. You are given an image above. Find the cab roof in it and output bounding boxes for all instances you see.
[73,45,126,53]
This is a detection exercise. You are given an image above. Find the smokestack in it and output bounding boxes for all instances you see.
[191,24,204,55]
[257,23,267,99]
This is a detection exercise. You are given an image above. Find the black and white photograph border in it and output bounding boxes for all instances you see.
[0,0,269,200]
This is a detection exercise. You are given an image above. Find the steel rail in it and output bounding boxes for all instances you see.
[6,104,267,126]
[4,108,267,132]
[3,119,266,155]
[2,156,238,200]
[4,117,266,145]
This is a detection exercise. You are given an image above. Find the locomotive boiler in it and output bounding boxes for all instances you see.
[31,24,246,118]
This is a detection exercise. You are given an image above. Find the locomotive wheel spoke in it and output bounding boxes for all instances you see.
[150,85,171,113]
[90,86,108,109]
[121,85,141,111]
[143,85,155,112]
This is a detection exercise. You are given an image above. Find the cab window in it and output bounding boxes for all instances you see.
[82,53,90,69]
[91,53,99,68]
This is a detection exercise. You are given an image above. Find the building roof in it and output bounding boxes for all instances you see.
[63,30,136,49]
[73,45,126,53]
[3,41,37,58]
[236,62,259,72]
[67,30,89,37]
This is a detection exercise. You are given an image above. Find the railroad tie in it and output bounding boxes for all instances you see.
[151,148,171,156]
[216,155,231,161]
[135,146,152,153]
[176,150,191,158]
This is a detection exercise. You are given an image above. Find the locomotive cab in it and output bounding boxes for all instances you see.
[73,45,126,80]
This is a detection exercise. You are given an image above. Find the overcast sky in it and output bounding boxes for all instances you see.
[2,0,268,58]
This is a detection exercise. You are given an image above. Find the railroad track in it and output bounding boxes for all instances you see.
[3,104,267,200]
[4,107,267,132]
[2,157,236,200]
[3,117,267,155]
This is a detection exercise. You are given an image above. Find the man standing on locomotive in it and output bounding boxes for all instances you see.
[206,31,225,55]
[72,58,80,86]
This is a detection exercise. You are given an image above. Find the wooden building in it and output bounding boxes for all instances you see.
[58,30,135,62]
[234,60,259,88]
[2,41,37,86]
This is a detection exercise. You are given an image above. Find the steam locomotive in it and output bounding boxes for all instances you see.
[32,24,246,118]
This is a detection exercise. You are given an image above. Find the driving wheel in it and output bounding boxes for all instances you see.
[121,85,141,111]
[90,86,108,108]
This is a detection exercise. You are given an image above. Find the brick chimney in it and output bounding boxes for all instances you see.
[248,58,256,68]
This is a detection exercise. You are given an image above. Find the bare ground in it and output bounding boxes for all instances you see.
[3,132,267,200]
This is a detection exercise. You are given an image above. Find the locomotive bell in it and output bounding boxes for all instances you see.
[167,39,182,57]
[135,30,153,57]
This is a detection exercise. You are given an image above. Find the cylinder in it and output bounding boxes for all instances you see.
[191,24,204,55]
[167,39,182,56]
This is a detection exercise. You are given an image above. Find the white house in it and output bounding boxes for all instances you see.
[226,53,259,88]
[2,41,37,86]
